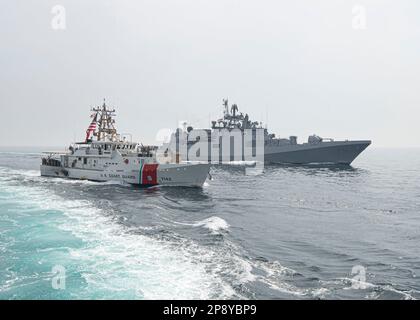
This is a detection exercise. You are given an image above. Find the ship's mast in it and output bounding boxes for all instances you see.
[212,99,261,130]
[223,98,229,116]
[92,99,118,142]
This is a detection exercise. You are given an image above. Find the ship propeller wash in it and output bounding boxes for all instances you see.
[41,101,210,187]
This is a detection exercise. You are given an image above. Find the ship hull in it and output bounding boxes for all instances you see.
[40,163,210,187]
[264,140,371,165]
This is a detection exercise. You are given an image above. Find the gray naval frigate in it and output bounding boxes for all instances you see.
[182,99,371,165]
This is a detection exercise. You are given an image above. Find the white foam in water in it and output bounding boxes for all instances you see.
[167,216,230,233]
[0,167,128,187]
[0,167,40,178]
[0,170,245,299]
[0,166,317,299]
[337,277,416,300]
[318,278,418,300]
[226,161,256,166]
[40,199,234,298]
[253,260,309,297]
[193,216,230,233]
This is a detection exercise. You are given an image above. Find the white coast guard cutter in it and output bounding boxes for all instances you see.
[40,101,210,187]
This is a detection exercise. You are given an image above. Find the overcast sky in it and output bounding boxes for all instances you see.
[1,0,419,147]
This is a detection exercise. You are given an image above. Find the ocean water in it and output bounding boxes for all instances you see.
[0,147,419,300]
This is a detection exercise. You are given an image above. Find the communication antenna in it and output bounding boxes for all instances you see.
[91,99,117,142]
[265,106,268,129]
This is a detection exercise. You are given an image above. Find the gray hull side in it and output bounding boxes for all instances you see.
[264,140,371,165]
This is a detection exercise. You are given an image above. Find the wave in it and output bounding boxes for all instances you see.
[0,177,250,299]
[1,169,307,299]
[0,167,132,187]
[225,161,257,166]
[163,216,230,234]
[4,165,414,300]
[0,167,40,177]
[338,277,417,300]
[192,216,230,233]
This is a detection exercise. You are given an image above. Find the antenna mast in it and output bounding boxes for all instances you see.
[92,99,118,142]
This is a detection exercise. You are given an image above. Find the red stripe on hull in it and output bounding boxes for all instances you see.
[142,164,159,185]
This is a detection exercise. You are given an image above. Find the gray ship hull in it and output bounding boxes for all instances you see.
[264,140,371,165]
[183,99,372,166]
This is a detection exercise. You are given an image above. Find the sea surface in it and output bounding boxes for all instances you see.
[0,147,419,300]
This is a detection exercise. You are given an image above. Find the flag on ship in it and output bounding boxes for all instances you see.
[85,112,98,141]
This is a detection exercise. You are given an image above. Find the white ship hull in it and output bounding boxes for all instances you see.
[40,162,210,187]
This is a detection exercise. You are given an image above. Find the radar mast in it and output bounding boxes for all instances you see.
[92,99,118,142]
